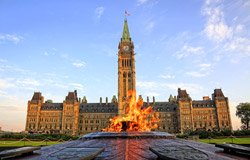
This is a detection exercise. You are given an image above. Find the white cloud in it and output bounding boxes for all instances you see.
[202,2,232,42]
[163,83,203,95]
[243,1,250,7]
[0,33,23,44]
[159,74,175,79]
[16,78,40,88]
[60,53,69,59]
[72,60,86,68]
[69,83,85,92]
[0,79,15,89]
[235,24,244,33]
[186,71,207,77]
[137,81,203,96]
[43,48,56,56]
[137,0,149,6]
[95,6,105,19]
[176,44,204,59]
[60,54,86,69]
[144,21,155,32]
[224,37,250,56]
[137,81,158,90]
[186,63,213,78]
[44,52,49,56]
[199,63,211,71]
[201,0,250,62]
[0,59,7,63]
[0,105,24,111]
[204,22,232,42]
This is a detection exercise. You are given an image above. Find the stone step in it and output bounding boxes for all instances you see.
[46,147,105,160]
[149,145,209,160]
[215,144,250,156]
[0,146,40,159]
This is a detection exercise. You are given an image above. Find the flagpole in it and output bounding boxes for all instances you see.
[125,10,130,20]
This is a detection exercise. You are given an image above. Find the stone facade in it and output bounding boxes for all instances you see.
[118,18,136,117]
[25,88,232,135]
[25,19,232,135]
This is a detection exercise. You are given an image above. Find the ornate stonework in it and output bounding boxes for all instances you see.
[25,19,232,135]
[118,18,136,117]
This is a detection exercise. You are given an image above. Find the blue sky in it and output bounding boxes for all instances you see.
[0,0,250,131]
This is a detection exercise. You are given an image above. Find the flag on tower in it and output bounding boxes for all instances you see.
[125,10,130,17]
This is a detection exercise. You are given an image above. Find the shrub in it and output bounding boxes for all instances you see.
[176,134,188,139]
[233,130,250,136]
[221,129,232,136]
[0,133,79,141]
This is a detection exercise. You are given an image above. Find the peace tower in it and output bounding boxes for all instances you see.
[117,19,136,116]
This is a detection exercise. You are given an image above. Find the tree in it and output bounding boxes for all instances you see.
[236,103,250,130]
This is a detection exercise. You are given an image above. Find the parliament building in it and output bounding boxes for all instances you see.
[25,19,232,135]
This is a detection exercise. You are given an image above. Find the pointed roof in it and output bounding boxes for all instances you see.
[121,18,131,42]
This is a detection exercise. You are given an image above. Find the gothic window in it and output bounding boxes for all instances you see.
[128,72,131,77]
[123,79,126,96]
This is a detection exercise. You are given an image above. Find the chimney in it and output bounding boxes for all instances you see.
[100,97,102,105]
[106,97,108,105]
[74,90,77,100]
[147,96,149,105]
[153,96,155,104]
[203,96,210,100]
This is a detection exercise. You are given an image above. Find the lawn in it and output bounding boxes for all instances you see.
[0,140,62,147]
[198,137,250,144]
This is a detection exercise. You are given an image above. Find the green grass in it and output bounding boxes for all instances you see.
[0,140,62,147]
[198,137,250,144]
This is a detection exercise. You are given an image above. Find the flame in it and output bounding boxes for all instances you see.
[103,90,160,132]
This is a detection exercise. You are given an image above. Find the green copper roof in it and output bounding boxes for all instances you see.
[122,18,131,42]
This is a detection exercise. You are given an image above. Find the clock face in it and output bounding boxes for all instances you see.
[123,45,129,51]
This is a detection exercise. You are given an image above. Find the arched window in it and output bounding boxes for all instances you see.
[128,72,131,77]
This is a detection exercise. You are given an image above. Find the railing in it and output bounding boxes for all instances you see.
[0,138,73,146]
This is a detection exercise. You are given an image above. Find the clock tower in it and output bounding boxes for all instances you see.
[118,18,136,116]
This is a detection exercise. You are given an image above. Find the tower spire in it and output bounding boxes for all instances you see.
[121,18,131,42]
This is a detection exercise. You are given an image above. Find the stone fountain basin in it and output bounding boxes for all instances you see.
[16,131,234,160]
[81,131,175,139]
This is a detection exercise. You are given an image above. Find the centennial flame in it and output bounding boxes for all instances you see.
[103,90,160,132]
